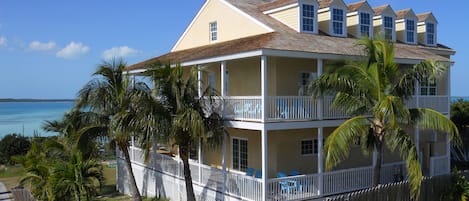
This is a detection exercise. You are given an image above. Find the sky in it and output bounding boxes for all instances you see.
[0,0,467,99]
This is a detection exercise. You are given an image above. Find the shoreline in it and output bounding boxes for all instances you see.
[0,99,75,103]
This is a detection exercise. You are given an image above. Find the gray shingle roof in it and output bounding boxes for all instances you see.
[129,0,453,70]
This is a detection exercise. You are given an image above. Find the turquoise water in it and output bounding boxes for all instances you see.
[0,102,74,138]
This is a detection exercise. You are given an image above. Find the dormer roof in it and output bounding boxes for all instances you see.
[347,1,366,12]
[319,0,346,9]
[373,4,395,16]
[417,12,438,23]
[259,0,296,12]
[395,9,417,20]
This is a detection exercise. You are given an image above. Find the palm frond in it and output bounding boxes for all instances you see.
[409,108,461,145]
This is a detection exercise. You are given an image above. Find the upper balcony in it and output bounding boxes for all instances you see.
[207,95,449,122]
[197,56,450,123]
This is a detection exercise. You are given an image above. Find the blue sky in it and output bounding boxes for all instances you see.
[0,0,467,99]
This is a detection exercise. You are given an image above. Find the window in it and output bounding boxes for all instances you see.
[359,13,371,37]
[209,21,217,41]
[232,138,248,171]
[406,19,415,43]
[301,139,324,155]
[298,72,317,96]
[420,77,437,96]
[426,23,435,45]
[302,4,315,32]
[332,8,344,35]
[383,16,394,40]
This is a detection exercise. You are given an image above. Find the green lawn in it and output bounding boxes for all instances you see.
[0,166,25,189]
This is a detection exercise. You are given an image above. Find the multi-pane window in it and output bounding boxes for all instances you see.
[420,78,437,96]
[332,8,344,35]
[383,16,394,40]
[406,20,415,43]
[301,139,323,155]
[209,21,217,41]
[427,23,435,45]
[232,138,248,171]
[302,4,315,32]
[360,13,371,37]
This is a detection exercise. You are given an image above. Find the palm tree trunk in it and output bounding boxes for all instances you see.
[372,140,383,187]
[179,145,197,201]
[121,145,143,201]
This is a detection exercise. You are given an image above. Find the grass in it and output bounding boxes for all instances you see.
[0,166,25,190]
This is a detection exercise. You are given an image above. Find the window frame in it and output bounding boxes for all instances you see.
[301,3,317,33]
[231,137,248,172]
[405,19,416,44]
[426,22,436,45]
[298,72,317,96]
[420,77,437,96]
[359,12,372,37]
[331,8,345,36]
[301,138,324,156]
[209,21,218,42]
[383,16,394,41]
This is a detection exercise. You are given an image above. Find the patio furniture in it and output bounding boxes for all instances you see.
[246,168,255,177]
[277,172,303,194]
[255,169,262,178]
[289,170,300,176]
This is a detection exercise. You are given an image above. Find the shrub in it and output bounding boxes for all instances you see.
[0,134,31,165]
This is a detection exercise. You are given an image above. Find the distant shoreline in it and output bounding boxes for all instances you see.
[0,99,75,103]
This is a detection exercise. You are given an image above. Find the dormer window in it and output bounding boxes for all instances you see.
[209,21,218,41]
[383,16,393,40]
[332,8,344,35]
[359,13,371,37]
[406,19,415,43]
[302,4,315,32]
[426,23,435,45]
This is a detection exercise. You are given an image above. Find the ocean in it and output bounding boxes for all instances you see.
[0,101,74,138]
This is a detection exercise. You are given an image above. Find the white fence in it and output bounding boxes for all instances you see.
[323,166,372,196]
[267,174,319,200]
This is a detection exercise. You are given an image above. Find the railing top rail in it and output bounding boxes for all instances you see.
[323,166,373,176]
[267,173,318,182]
[223,96,261,99]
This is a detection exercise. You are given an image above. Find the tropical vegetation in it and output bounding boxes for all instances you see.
[0,133,31,165]
[309,37,460,197]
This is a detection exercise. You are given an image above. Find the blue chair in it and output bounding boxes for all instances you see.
[277,172,296,194]
[246,168,255,177]
[255,169,262,178]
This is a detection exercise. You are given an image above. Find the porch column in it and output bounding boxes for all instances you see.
[261,127,268,201]
[318,127,324,195]
[197,66,203,183]
[415,80,421,162]
[261,55,268,122]
[221,61,227,119]
[261,55,268,201]
[220,131,228,199]
[317,59,324,195]
[131,136,135,161]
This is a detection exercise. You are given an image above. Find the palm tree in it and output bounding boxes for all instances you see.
[75,59,152,201]
[309,37,460,197]
[49,151,103,201]
[143,64,224,201]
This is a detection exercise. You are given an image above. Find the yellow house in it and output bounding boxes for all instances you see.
[118,0,455,200]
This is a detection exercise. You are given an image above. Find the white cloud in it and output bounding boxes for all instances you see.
[56,42,90,59]
[28,41,56,51]
[102,46,140,60]
[0,36,7,47]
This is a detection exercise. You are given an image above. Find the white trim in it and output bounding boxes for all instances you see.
[181,50,263,66]
[224,119,347,131]
[261,127,268,201]
[318,7,330,13]
[220,0,274,32]
[171,0,274,52]
[299,0,319,34]
[347,11,358,17]
[300,138,319,155]
[172,0,211,51]
[263,3,298,15]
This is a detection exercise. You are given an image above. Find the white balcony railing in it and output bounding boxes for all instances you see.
[322,166,373,196]
[268,96,318,120]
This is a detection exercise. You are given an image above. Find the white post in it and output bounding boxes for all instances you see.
[447,67,451,174]
[197,66,203,183]
[131,136,135,161]
[221,131,228,200]
[318,127,324,195]
[317,59,323,120]
[415,80,421,164]
[261,55,268,201]
[261,56,268,122]
[221,61,227,97]
[261,127,268,201]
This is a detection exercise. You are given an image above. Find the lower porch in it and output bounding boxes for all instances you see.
[117,146,450,201]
